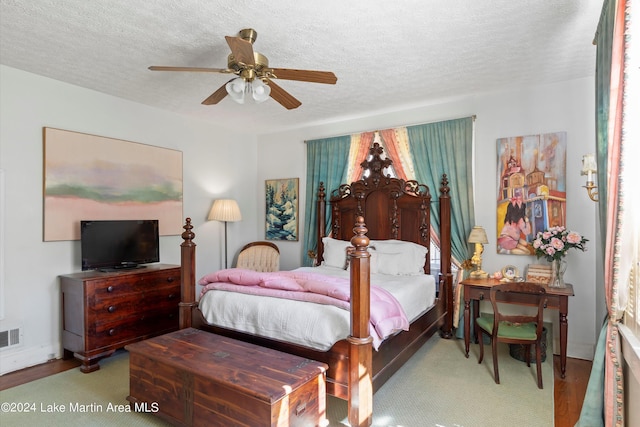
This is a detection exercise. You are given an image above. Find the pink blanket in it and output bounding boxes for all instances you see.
[199,268,409,349]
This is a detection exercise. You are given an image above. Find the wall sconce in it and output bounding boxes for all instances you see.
[208,199,242,268]
[581,154,599,202]
[468,226,489,279]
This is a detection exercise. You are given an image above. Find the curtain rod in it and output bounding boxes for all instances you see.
[303,114,476,143]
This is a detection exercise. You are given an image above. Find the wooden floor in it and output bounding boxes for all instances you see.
[0,353,592,426]
[554,355,593,427]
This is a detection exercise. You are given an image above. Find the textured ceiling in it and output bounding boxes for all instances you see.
[0,0,603,135]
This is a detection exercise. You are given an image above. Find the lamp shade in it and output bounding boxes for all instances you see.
[581,154,597,174]
[468,226,488,244]
[208,199,242,222]
[226,78,247,104]
[225,77,271,104]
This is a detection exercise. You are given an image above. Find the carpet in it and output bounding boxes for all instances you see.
[0,336,553,427]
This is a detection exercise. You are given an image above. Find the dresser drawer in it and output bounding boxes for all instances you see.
[90,270,179,298]
[87,310,178,350]
[90,283,179,313]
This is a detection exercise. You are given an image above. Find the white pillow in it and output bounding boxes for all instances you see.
[321,237,352,269]
[370,239,427,275]
[374,251,403,275]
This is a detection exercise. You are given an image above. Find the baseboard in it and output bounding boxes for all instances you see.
[0,344,58,376]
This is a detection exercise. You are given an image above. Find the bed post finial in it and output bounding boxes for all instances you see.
[440,173,450,197]
[350,216,369,250]
[180,217,197,330]
[348,215,373,427]
[181,217,195,242]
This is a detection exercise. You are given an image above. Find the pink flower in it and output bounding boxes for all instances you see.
[534,227,587,262]
[567,232,582,244]
[551,237,565,250]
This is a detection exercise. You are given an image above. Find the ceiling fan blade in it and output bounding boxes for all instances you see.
[149,66,231,73]
[201,80,232,105]
[225,36,255,66]
[269,68,337,84]
[267,79,302,110]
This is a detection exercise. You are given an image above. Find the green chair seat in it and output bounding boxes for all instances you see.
[476,316,538,340]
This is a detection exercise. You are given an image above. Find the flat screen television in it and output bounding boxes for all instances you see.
[80,220,160,271]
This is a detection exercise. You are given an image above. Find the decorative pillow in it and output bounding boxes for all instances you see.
[321,237,352,269]
[370,239,427,275]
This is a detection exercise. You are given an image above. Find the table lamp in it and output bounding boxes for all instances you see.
[208,199,242,268]
[468,226,489,279]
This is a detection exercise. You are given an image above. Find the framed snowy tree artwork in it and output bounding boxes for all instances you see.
[265,178,299,241]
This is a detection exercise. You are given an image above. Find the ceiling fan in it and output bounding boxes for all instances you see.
[148,28,337,110]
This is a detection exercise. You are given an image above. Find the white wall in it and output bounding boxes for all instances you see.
[0,65,258,374]
[257,77,598,360]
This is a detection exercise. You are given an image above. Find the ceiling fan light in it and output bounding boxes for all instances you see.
[226,78,246,104]
[251,79,271,103]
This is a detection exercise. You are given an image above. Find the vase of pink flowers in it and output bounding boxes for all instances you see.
[532,226,588,288]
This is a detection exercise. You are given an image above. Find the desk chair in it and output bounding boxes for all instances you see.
[476,282,547,389]
[236,241,280,272]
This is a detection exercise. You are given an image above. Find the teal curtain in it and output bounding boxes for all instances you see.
[595,0,615,247]
[302,136,351,266]
[576,1,616,426]
[407,117,476,341]
[407,117,475,266]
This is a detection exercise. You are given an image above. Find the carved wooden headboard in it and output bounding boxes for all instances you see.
[316,143,435,273]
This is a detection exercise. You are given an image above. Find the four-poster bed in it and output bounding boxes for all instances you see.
[178,145,454,426]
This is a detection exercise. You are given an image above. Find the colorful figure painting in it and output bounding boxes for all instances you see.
[496,132,566,254]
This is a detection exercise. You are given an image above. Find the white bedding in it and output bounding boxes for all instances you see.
[198,265,436,351]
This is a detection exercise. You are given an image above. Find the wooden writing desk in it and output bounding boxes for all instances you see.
[461,277,574,377]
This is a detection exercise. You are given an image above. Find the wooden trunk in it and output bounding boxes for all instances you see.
[126,328,328,427]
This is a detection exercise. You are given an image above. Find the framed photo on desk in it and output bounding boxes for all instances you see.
[501,265,519,280]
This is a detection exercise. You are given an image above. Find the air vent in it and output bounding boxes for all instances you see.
[0,327,22,350]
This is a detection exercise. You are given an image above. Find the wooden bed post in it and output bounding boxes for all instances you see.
[315,182,326,266]
[179,218,197,330]
[439,175,454,338]
[348,216,373,427]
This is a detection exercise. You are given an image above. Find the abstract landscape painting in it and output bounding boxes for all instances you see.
[265,178,298,241]
[43,128,183,241]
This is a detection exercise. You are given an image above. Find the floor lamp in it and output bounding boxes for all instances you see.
[208,199,242,269]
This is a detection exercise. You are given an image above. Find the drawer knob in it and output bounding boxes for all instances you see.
[108,306,116,313]
[107,286,114,292]
[168,294,176,300]
[167,277,175,283]
[108,329,115,336]
[478,293,484,300]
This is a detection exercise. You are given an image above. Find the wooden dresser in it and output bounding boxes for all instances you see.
[60,264,181,373]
